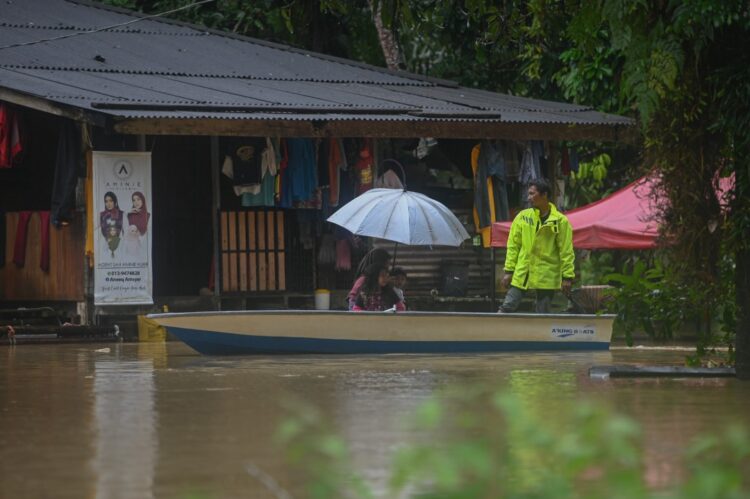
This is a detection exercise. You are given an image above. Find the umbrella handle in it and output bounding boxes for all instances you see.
[380,159,407,190]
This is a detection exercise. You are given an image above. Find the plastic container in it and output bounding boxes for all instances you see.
[314,289,331,310]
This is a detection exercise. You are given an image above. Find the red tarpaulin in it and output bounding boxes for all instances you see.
[491,177,662,250]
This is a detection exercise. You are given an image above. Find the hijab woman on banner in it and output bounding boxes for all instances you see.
[92,152,153,305]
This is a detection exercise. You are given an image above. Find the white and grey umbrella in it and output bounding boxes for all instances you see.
[327,187,470,247]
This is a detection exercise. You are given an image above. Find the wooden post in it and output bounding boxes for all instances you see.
[491,247,496,311]
[210,136,221,310]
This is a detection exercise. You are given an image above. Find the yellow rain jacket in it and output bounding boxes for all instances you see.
[504,203,575,290]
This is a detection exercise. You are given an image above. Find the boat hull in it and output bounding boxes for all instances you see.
[148,310,614,355]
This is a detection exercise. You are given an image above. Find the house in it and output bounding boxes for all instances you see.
[0,0,634,333]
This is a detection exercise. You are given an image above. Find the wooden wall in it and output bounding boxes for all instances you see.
[1,211,85,301]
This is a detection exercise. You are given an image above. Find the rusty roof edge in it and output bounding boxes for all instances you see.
[67,0,460,89]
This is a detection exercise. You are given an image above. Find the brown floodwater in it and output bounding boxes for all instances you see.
[1,341,748,498]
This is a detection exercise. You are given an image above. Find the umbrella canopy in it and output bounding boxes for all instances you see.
[327,188,470,246]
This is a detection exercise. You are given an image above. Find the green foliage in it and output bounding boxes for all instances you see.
[605,252,737,362]
[577,251,615,286]
[280,388,750,498]
[276,400,373,499]
[565,153,612,208]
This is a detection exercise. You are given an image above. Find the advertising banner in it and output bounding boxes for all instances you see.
[93,151,153,305]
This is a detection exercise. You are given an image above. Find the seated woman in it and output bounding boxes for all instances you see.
[352,263,405,312]
[347,247,391,310]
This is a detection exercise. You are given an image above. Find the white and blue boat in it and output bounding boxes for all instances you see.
[147,310,615,355]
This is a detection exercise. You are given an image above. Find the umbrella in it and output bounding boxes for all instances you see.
[327,188,470,247]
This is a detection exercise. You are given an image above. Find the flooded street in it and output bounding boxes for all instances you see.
[2,342,749,498]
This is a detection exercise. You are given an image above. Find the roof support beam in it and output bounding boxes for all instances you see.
[114,118,637,143]
[0,88,108,127]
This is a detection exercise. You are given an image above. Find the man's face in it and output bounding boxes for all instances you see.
[527,186,547,209]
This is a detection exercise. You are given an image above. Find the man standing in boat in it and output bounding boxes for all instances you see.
[498,179,574,313]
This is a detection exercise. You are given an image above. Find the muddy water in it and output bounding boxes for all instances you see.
[1,342,748,498]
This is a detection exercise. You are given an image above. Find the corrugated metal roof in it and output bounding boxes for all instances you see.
[0,0,636,137]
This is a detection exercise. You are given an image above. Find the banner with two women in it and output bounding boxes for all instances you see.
[92,151,153,305]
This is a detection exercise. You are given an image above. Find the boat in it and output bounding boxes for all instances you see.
[147,310,615,355]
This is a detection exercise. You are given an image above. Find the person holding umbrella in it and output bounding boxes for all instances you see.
[346,248,391,310]
[498,179,575,313]
[352,263,405,312]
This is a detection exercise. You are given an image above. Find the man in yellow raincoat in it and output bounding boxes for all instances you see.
[499,179,574,313]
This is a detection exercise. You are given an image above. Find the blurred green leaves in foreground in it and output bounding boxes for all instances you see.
[278,387,749,499]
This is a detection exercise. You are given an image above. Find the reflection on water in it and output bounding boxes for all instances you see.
[0,343,749,498]
[93,357,156,499]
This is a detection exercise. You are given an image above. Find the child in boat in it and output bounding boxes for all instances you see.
[389,267,407,307]
[352,263,405,312]
[347,247,391,310]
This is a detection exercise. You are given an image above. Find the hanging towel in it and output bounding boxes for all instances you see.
[474,140,510,226]
[12,211,32,267]
[335,239,351,271]
[50,120,82,227]
[0,103,23,168]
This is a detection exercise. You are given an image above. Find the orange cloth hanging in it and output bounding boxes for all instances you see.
[471,143,497,248]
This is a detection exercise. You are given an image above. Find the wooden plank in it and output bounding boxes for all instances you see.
[227,211,238,291]
[257,212,267,290]
[220,212,229,250]
[248,212,257,291]
[277,211,285,250]
[220,211,229,292]
[114,118,637,143]
[267,212,276,289]
[0,211,85,301]
[238,212,248,291]
[277,211,286,290]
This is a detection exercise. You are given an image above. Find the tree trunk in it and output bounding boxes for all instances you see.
[737,248,750,379]
[368,0,403,70]
[735,161,750,379]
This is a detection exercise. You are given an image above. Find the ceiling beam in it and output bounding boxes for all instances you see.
[114,117,638,143]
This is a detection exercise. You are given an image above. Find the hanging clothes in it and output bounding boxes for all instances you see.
[561,145,571,176]
[471,145,494,248]
[335,238,351,271]
[569,148,580,173]
[225,138,278,207]
[317,233,336,266]
[222,137,265,186]
[519,140,543,186]
[12,211,51,271]
[354,139,374,194]
[327,138,346,206]
[474,140,510,226]
[316,139,330,189]
[241,173,275,207]
[50,120,83,227]
[0,103,23,168]
[285,138,317,203]
[0,209,5,267]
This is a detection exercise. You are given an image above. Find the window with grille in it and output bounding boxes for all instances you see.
[219,210,286,292]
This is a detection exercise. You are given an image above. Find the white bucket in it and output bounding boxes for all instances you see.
[314,289,331,310]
